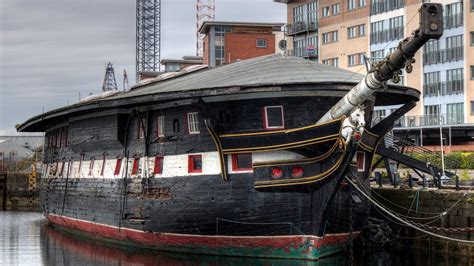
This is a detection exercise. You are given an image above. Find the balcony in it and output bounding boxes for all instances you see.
[370,0,405,15]
[286,21,318,36]
[289,47,318,58]
[423,80,464,97]
[370,27,404,44]
[444,13,463,29]
[423,46,463,65]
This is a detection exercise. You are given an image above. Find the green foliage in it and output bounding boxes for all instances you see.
[459,170,471,181]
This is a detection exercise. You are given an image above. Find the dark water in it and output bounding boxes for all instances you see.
[0,212,469,266]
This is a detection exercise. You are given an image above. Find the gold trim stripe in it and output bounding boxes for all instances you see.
[253,137,340,168]
[254,149,346,189]
[219,117,343,138]
[359,141,374,153]
[222,134,340,154]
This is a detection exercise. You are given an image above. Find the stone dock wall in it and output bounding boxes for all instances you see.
[371,187,473,258]
[0,173,41,211]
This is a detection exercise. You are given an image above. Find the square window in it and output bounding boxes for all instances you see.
[470,32,474,46]
[322,6,330,17]
[187,112,200,134]
[154,156,164,174]
[263,106,284,130]
[471,66,474,79]
[114,158,122,176]
[256,39,267,48]
[356,152,365,171]
[132,157,140,175]
[157,116,165,137]
[231,153,253,172]
[188,155,202,173]
[471,101,474,115]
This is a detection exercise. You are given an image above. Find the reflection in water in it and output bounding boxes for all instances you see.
[1,212,471,266]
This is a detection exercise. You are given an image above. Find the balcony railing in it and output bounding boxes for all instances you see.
[370,27,404,44]
[286,21,318,35]
[370,0,405,15]
[444,13,463,29]
[289,47,318,58]
[422,79,464,97]
[423,46,463,65]
[373,114,465,128]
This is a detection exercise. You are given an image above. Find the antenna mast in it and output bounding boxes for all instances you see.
[136,0,162,80]
[102,62,118,92]
[196,0,215,56]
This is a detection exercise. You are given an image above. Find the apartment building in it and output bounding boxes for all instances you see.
[275,0,474,150]
[198,21,285,68]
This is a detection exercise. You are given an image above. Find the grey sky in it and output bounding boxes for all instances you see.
[0,0,285,133]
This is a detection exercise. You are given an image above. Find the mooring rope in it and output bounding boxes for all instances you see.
[345,176,474,244]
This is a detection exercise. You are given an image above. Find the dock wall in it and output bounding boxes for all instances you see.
[0,173,41,211]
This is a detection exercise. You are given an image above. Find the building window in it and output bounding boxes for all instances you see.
[471,101,474,115]
[114,158,122,176]
[332,4,340,15]
[445,2,463,29]
[446,68,463,94]
[348,53,365,66]
[358,24,365,36]
[371,49,384,59]
[263,106,284,130]
[188,155,202,173]
[359,0,366,7]
[308,2,318,24]
[173,119,180,133]
[256,39,267,48]
[100,153,107,176]
[231,153,253,172]
[187,112,200,134]
[348,0,356,10]
[157,116,165,137]
[322,6,330,17]
[293,5,304,23]
[447,103,464,124]
[322,31,338,44]
[388,16,403,40]
[131,157,140,175]
[322,57,339,68]
[154,156,163,175]
[214,26,231,66]
[347,25,364,39]
[471,66,474,79]
[471,0,474,12]
[423,71,440,97]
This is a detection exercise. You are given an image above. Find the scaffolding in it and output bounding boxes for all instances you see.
[102,62,118,92]
[136,0,161,79]
[196,0,215,56]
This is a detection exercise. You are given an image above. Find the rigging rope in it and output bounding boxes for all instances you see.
[345,176,474,244]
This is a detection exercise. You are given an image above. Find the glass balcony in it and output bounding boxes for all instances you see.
[375,114,465,128]
[370,0,405,15]
[422,80,464,97]
[370,27,404,44]
[286,21,318,36]
[423,46,463,65]
[288,47,318,58]
[444,13,463,29]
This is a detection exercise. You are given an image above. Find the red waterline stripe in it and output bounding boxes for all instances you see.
[47,214,358,253]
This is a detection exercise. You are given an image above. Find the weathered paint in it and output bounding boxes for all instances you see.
[47,214,358,260]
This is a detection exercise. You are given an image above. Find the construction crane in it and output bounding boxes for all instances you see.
[136,0,162,80]
[196,0,215,56]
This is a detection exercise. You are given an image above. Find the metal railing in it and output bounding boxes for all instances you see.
[423,46,463,65]
[286,21,318,35]
[422,79,464,97]
[288,47,318,58]
[443,13,463,29]
[370,27,404,44]
[370,0,405,15]
[374,114,465,128]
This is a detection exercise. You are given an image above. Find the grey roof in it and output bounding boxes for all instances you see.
[109,54,365,100]
[18,54,419,132]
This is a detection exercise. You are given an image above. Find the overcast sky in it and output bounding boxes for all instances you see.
[0,0,286,133]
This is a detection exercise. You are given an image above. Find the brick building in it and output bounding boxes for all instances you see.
[275,0,474,150]
[199,21,285,68]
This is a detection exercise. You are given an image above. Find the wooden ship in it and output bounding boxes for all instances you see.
[18,4,443,260]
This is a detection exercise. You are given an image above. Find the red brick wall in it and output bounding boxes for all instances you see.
[224,33,275,63]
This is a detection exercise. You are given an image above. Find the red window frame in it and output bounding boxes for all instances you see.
[262,105,285,130]
[187,112,200,134]
[154,156,164,174]
[100,154,107,176]
[231,153,253,172]
[114,158,122,176]
[188,155,202,173]
[132,157,140,175]
[356,151,365,172]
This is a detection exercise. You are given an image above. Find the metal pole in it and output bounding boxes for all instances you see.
[437,90,446,182]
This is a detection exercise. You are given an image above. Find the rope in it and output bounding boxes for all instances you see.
[345,176,474,244]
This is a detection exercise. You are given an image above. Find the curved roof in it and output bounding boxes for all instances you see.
[18,54,419,132]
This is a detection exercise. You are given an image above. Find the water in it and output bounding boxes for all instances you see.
[0,212,470,266]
